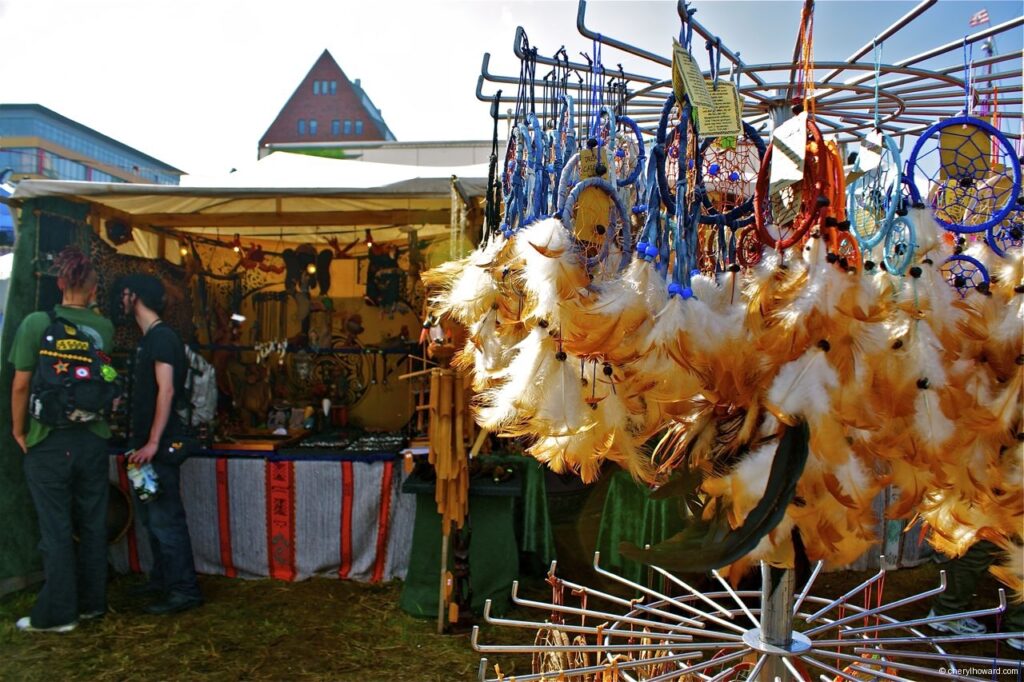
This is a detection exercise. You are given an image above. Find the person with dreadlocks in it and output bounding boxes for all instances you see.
[9,246,115,633]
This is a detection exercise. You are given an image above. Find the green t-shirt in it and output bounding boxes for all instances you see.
[8,305,117,448]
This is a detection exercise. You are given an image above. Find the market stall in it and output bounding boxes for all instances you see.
[0,152,488,592]
[435,0,1023,678]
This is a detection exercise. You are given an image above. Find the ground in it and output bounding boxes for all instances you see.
[0,562,1020,681]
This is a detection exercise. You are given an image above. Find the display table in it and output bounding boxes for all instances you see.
[398,467,520,618]
[107,446,416,583]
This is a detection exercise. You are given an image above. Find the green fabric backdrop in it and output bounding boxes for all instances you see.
[594,469,687,585]
[0,198,90,594]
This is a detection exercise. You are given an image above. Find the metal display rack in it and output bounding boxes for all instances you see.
[470,2,1024,679]
[474,555,1022,682]
[476,0,1023,142]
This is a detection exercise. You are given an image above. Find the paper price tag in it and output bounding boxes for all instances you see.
[767,112,808,226]
[857,129,884,173]
[768,112,807,197]
[697,80,742,138]
[672,39,713,108]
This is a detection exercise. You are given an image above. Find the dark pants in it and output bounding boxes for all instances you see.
[23,428,109,628]
[134,440,202,600]
[933,540,1024,631]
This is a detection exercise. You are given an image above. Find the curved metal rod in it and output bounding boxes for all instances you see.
[824,48,1023,107]
[645,647,751,682]
[577,0,670,68]
[474,599,698,644]
[809,648,993,682]
[509,580,727,638]
[673,1,766,87]
[840,588,1009,636]
[804,567,887,623]
[802,570,947,636]
[852,647,1024,670]
[819,0,938,84]
[791,560,824,615]
[649,565,739,623]
[590,553,746,634]
[710,569,760,629]
[513,24,659,85]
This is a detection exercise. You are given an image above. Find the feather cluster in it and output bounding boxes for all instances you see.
[424,215,1023,595]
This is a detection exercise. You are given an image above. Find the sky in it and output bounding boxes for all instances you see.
[0,0,1020,177]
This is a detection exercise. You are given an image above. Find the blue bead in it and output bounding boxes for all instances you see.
[690,269,701,277]
[708,163,720,176]
[645,245,659,258]
[728,171,741,182]
[615,149,625,158]
[636,241,649,254]
[667,282,682,296]
[687,159,694,170]
[681,287,694,299]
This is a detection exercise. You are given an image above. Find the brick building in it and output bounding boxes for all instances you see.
[259,49,395,157]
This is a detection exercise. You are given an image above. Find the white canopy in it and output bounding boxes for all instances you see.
[10,152,490,244]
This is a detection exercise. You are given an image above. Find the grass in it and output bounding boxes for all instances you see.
[1,561,1020,681]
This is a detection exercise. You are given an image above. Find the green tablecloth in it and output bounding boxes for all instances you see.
[594,469,687,584]
[399,458,685,618]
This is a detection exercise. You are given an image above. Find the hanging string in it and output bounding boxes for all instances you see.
[485,90,503,239]
[799,1,816,116]
[580,50,594,143]
[514,31,538,124]
[706,37,722,90]
[962,37,974,116]
[589,35,605,144]
[872,40,882,130]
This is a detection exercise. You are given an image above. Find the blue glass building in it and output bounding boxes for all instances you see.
[0,104,182,185]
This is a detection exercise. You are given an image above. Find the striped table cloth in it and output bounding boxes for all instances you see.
[108,453,416,583]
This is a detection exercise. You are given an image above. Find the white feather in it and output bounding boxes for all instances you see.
[534,354,591,436]
[766,349,839,422]
[904,319,949,390]
[477,327,552,429]
[912,389,955,450]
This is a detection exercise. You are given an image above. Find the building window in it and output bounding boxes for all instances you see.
[297,119,306,135]
[331,119,340,136]
[355,120,364,135]
[329,80,337,95]
[309,119,318,135]
[313,80,320,95]
[343,119,352,135]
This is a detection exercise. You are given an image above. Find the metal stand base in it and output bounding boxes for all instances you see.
[473,553,1024,681]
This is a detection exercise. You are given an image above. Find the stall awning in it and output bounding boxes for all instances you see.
[9,152,489,244]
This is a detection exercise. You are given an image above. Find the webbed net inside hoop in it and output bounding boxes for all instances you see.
[754,119,828,250]
[847,134,902,249]
[700,126,765,221]
[907,116,1022,234]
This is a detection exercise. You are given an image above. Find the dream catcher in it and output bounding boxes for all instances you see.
[847,43,907,270]
[697,121,767,272]
[904,87,1021,296]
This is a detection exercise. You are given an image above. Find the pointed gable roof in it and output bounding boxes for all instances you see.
[259,49,394,150]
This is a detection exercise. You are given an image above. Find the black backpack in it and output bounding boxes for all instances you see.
[29,310,121,428]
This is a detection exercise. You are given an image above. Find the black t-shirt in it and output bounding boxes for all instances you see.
[130,323,186,448]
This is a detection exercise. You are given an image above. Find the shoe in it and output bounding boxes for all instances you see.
[15,617,77,633]
[927,609,987,635]
[79,610,105,621]
[143,592,203,616]
[126,581,163,599]
[1007,637,1024,652]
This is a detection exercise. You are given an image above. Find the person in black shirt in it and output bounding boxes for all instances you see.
[118,274,203,615]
